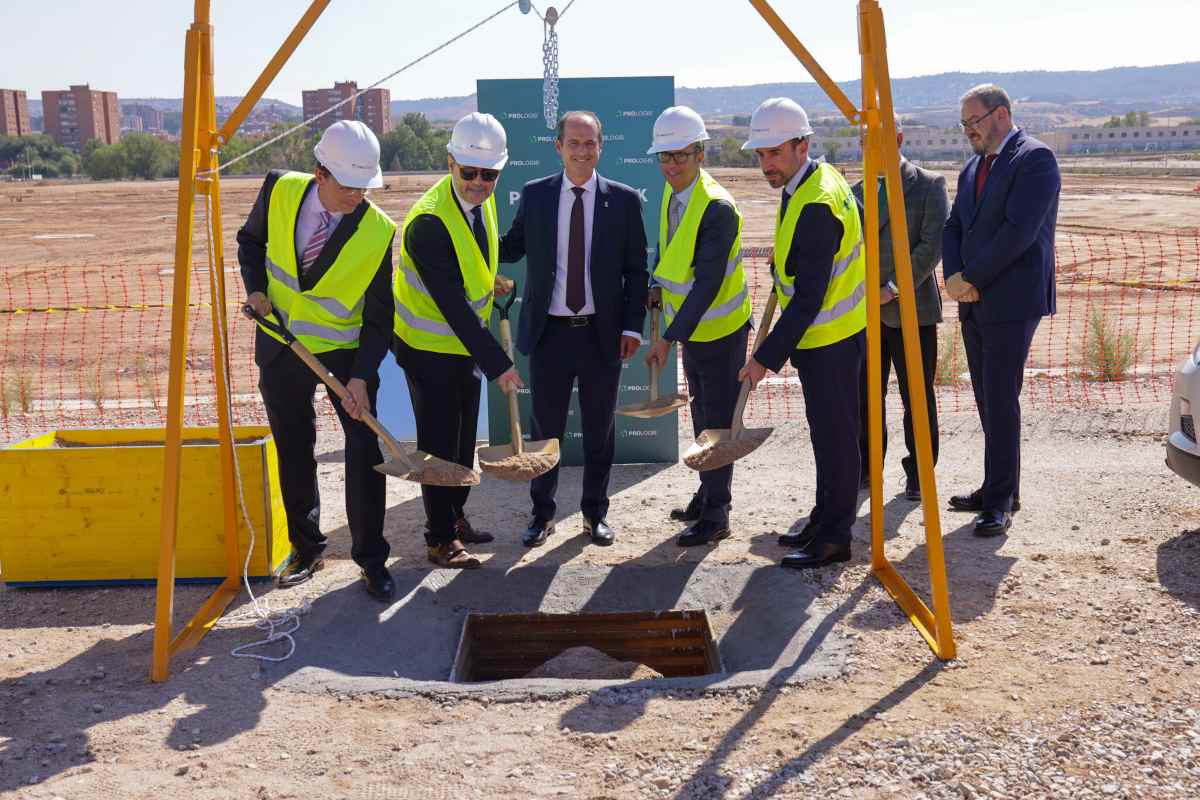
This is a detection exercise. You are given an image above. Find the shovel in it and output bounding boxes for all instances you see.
[476,287,561,481]
[242,304,479,487]
[682,291,778,472]
[616,301,688,419]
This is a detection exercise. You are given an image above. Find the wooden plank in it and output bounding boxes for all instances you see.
[470,619,706,639]
[470,636,708,655]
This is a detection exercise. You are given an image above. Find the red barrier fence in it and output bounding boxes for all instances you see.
[2,226,1198,443]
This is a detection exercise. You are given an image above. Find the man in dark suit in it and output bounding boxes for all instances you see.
[943,84,1060,537]
[853,121,949,502]
[237,120,397,599]
[499,110,649,548]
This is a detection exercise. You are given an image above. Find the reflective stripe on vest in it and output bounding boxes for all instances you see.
[652,169,752,343]
[260,171,396,354]
[394,175,499,356]
[773,162,866,349]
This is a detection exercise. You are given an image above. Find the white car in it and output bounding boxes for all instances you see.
[1167,342,1200,486]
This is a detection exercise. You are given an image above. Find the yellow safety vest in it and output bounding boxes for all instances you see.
[652,169,752,342]
[394,175,499,356]
[260,171,396,354]
[774,162,866,349]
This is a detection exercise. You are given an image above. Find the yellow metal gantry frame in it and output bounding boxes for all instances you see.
[749,0,955,660]
[152,0,952,682]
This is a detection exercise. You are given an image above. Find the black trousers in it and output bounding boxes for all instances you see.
[858,323,940,483]
[258,346,388,570]
[682,323,750,525]
[393,338,481,547]
[791,330,865,547]
[961,315,1040,513]
[529,317,623,522]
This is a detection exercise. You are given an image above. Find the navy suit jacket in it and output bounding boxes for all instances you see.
[942,129,1060,323]
[499,171,649,363]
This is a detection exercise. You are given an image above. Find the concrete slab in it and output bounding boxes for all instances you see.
[266,564,851,699]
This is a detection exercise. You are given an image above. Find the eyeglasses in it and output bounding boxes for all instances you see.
[458,166,500,183]
[657,148,700,165]
[959,106,999,131]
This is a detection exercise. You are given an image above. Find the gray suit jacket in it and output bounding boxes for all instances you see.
[852,158,949,328]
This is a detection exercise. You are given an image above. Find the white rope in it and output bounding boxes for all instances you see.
[202,1,523,177]
[197,176,307,662]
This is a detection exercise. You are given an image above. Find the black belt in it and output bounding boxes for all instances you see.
[548,314,593,327]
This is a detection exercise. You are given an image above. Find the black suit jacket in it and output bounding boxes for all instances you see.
[943,129,1059,323]
[236,170,395,380]
[852,158,948,328]
[499,172,649,363]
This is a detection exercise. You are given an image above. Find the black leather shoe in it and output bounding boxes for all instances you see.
[278,552,324,588]
[670,494,704,522]
[361,566,395,600]
[780,540,851,570]
[523,517,554,548]
[778,521,819,548]
[454,515,494,545]
[904,476,921,502]
[973,510,1012,537]
[677,519,731,547]
[583,517,615,547]
[949,490,1020,513]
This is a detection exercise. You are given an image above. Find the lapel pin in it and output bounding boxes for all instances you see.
[604,201,609,208]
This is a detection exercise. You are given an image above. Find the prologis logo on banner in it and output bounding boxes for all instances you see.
[619,157,654,165]
[504,112,539,120]
[509,160,541,167]
[529,135,556,144]
[618,110,654,118]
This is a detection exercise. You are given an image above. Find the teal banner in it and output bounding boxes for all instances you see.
[478,76,677,466]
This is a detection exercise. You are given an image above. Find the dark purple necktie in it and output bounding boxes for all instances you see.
[566,186,586,313]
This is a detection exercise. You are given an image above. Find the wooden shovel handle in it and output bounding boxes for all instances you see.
[498,317,524,455]
[732,291,780,438]
[649,304,661,403]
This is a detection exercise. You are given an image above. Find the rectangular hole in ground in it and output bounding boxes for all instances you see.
[451,609,723,683]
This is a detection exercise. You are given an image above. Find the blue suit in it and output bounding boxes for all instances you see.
[943,128,1060,513]
[500,171,649,522]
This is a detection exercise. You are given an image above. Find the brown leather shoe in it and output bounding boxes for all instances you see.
[427,540,482,569]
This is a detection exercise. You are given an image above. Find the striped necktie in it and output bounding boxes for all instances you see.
[667,194,684,244]
[300,210,332,274]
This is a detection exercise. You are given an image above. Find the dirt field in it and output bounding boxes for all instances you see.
[3,167,1200,799]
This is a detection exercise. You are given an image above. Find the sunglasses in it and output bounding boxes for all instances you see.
[459,166,500,183]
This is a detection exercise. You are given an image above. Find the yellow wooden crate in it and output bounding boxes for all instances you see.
[0,426,290,587]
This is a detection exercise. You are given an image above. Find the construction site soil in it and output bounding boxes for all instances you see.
[2,168,1200,799]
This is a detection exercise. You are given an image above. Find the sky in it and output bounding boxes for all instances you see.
[2,0,1197,104]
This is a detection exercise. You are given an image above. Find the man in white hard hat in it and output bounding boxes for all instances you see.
[738,98,867,570]
[393,112,523,569]
[644,105,752,547]
[238,119,399,599]
[499,111,649,549]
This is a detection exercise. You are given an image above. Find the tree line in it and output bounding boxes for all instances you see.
[2,112,450,182]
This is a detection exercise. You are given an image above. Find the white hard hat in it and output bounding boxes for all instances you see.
[646,106,710,154]
[741,97,813,150]
[447,112,509,170]
[313,120,383,189]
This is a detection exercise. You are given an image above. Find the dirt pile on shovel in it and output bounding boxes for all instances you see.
[479,450,559,481]
[524,646,663,681]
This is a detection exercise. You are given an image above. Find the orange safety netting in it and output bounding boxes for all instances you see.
[2,226,1198,443]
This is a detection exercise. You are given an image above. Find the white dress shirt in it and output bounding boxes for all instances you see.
[991,125,1018,157]
[783,155,813,198]
[294,183,343,259]
[550,170,641,341]
[550,171,599,316]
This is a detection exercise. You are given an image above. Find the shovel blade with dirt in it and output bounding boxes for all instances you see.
[616,303,688,419]
[477,286,561,481]
[682,292,778,472]
[242,305,478,486]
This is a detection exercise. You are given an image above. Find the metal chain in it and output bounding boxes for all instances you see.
[542,17,560,130]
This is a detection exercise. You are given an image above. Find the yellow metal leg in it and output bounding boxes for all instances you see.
[749,0,957,661]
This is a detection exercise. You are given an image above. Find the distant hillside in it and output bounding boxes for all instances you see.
[676,62,1200,122]
[382,61,1200,126]
[26,96,302,117]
